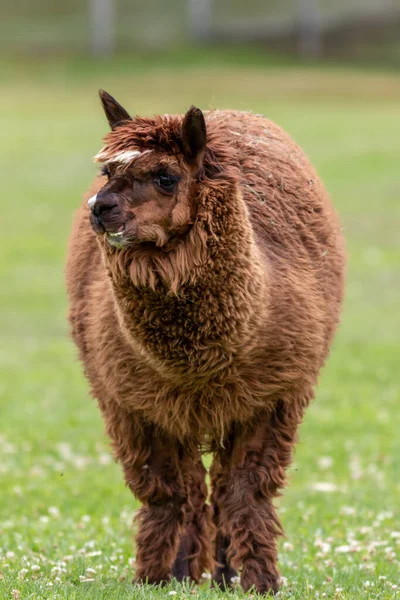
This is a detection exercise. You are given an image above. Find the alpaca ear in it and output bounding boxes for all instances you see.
[99,89,132,130]
[181,106,207,169]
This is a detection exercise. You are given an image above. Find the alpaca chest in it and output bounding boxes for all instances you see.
[119,285,247,376]
[123,360,270,443]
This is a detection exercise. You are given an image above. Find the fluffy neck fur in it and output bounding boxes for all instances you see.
[101,180,268,384]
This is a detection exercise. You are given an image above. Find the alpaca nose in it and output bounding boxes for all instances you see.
[90,195,118,218]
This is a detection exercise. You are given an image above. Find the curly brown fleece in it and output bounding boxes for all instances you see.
[66,96,346,595]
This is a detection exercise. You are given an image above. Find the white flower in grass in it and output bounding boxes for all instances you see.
[6,551,15,560]
[283,542,293,551]
[335,543,360,554]
[368,540,388,549]
[340,506,356,516]
[98,453,112,465]
[349,455,363,480]
[168,592,177,596]
[391,532,400,539]
[376,511,393,521]
[312,482,338,492]
[48,506,60,518]
[318,456,333,470]
[74,455,90,470]
[86,568,96,576]
[57,442,73,459]
[18,569,28,580]
[315,538,331,554]
[31,565,41,572]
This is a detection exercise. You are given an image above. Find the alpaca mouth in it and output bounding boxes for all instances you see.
[106,227,126,248]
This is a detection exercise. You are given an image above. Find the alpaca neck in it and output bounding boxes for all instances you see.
[106,184,268,380]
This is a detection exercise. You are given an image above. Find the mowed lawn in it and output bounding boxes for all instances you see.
[0,51,399,599]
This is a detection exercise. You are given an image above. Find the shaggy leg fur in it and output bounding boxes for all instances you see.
[212,532,238,590]
[210,454,238,589]
[171,534,191,581]
[211,401,302,595]
[104,402,187,584]
[172,453,214,582]
[103,403,214,584]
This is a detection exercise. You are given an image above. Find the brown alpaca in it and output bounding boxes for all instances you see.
[66,91,346,594]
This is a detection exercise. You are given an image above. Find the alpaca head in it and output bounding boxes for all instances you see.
[89,90,207,249]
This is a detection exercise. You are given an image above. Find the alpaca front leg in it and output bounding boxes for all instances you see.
[133,433,187,584]
[210,455,238,589]
[217,401,301,595]
[172,454,214,582]
[135,498,184,584]
[225,476,281,594]
[103,403,186,584]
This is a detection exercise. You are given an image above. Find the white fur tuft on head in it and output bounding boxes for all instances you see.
[93,149,152,165]
[93,148,108,162]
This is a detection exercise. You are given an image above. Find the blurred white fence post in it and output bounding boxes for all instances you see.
[188,0,212,42]
[89,0,115,57]
[297,0,322,58]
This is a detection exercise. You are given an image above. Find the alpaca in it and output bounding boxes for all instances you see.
[66,90,346,595]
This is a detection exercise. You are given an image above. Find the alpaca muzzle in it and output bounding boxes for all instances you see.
[90,191,122,229]
[88,192,129,247]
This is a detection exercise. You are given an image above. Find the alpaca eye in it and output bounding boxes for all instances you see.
[155,174,178,193]
[101,165,111,179]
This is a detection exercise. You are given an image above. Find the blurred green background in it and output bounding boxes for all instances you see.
[2,0,400,62]
[0,2,400,598]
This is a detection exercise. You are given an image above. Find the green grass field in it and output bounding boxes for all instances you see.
[1,50,400,599]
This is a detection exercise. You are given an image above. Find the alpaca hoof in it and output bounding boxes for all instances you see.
[212,568,238,591]
[241,574,280,596]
